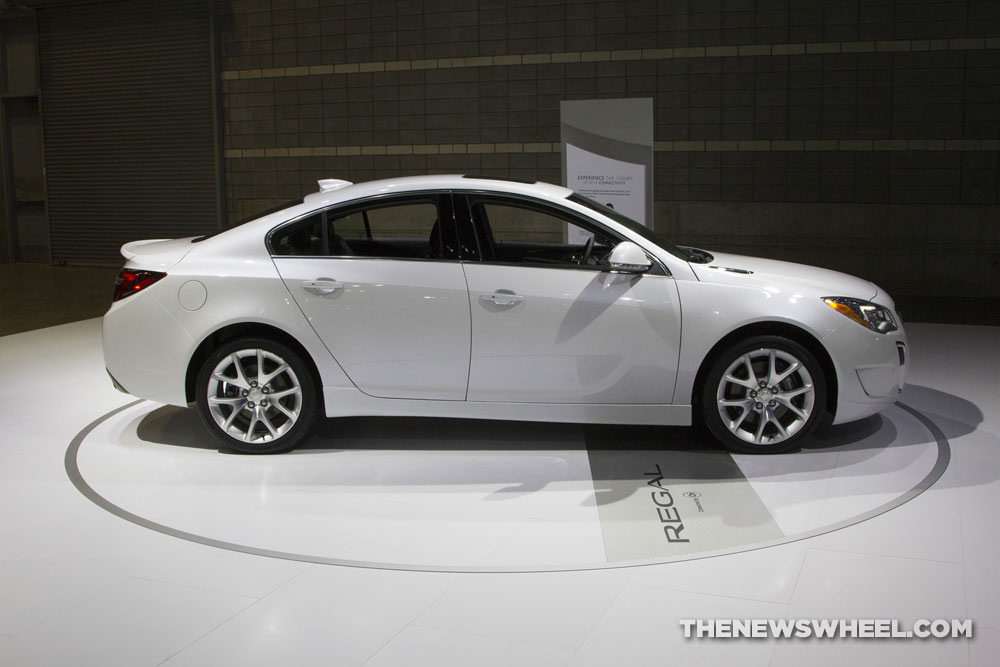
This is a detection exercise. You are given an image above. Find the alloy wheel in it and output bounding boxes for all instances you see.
[206,348,303,443]
[715,347,816,446]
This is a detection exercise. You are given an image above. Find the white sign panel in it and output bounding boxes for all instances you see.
[565,143,646,244]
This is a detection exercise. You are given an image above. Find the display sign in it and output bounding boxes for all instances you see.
[566,143,646,221]
[560,98,653,244]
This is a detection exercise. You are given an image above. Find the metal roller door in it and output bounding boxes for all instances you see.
[39,0,220,265]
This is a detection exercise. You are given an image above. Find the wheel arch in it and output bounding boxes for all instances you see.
[691,321,838,420]
[185,322,323,404]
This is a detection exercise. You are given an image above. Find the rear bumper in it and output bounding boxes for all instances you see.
[102,282,194,406]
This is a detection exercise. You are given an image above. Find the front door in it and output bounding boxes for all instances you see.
[458,195,681,404]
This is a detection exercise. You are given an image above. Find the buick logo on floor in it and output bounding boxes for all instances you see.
[684,491,706,512]
[644,463,690,543]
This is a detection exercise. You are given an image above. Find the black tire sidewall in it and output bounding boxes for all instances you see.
[195,337,319,454]
[699,335,827,455]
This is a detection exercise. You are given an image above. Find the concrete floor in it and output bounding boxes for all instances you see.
[0,263,119,336]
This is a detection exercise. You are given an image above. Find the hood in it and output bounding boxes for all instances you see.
[120,237,197,272]
[691,251,878,300]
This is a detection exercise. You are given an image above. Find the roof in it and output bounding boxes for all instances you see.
[216,175,578,245]
[300,174,573,207]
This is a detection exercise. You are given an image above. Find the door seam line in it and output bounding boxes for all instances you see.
[459,260,473,402]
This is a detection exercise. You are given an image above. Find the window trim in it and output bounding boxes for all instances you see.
[266,190,461,262]
[454,190,667,276]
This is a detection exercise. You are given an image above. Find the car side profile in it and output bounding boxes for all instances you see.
[102,175,907,455]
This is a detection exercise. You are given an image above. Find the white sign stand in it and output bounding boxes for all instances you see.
[560,98,654,244]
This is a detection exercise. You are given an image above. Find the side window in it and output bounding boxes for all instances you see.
[330,200,446,259]
[332,202,433,241]
[471,199,618,268]
[332,211,367,239]
[271,213,325,256]
[271,197,456,260]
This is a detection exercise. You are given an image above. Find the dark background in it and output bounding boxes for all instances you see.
[1,0,998,323]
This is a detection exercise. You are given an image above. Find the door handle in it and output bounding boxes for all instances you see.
[480,291,523,306]
[302,278,343,295]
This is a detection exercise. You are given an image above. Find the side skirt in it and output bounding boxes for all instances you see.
[321,386,691,426]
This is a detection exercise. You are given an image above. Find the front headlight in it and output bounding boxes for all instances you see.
[823,297,898,333]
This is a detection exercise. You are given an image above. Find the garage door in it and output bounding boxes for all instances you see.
[39,0,220,265]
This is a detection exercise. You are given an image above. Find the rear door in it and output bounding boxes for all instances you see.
[271,192,471,400]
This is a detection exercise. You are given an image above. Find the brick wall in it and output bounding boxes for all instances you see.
[218,0,1000,303]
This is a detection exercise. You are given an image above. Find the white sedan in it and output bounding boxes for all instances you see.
[103,175,907,454]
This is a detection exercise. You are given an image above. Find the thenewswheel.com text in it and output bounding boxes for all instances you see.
[680,619,973,640]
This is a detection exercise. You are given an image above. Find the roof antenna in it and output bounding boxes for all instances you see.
[317,179,353,192]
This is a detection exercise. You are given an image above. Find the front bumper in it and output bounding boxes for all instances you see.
[106,368,129,393]
[824,320,908,425]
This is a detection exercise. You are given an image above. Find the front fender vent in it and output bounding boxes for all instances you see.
[708,265,754,275]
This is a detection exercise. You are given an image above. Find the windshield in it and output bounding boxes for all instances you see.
[193,198,301,242]
[567,193,702,262]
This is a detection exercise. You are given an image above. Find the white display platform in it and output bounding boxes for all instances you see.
[4,318,994,667]
[68,399,947,572]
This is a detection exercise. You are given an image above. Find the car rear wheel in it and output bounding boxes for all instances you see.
[700,335,827,454]
[195,337,318,454]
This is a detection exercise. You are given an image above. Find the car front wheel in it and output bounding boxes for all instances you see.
[700,335,827,454]
[195,337,318,454]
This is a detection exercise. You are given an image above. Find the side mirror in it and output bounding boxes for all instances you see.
[607,241,652,274]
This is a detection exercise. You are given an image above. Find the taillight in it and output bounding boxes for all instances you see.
[112,269,166,302]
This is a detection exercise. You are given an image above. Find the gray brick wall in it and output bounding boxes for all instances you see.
[219,0,1000,301]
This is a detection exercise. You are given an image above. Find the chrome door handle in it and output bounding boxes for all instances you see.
[480,291,523,306]
[302,278,343,295]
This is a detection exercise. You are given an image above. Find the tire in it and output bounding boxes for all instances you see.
[195,337,319,454]
[699,335,827,455]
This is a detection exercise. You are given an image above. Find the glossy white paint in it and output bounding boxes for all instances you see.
[177,281,207,312]
[691,251,879,300]
[102,175,907,433]
[821,314,906,423]
[273,257,470,400]
[320,386,691,425]
[119,237,199,272]
[104,280,197,404]
[104,236,356,406]
[463,264,680,403]
[607,241,651,272]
